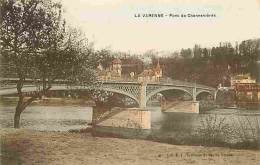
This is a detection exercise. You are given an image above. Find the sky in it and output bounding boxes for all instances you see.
[60,0,260,54]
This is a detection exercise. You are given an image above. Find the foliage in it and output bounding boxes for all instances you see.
[93,48,115,68]
[85,38,259,87]
[230,116,260,148]
[180,48,192,59]
[121,56,143,75]
[0,0,96,128]
[196,115,234,146]
[195,115,260,149]
[149,39,260,87]
[216,89,235,104]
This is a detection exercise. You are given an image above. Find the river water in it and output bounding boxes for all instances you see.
[149,107,260,136]
[0,106,93,131]
[1,104,260,134]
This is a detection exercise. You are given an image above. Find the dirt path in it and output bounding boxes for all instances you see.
[1,128,260,165]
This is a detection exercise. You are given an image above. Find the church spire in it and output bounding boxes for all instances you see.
[156,59,161,71]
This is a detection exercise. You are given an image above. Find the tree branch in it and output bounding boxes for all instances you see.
[20,85,52,112]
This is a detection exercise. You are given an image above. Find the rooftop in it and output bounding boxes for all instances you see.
[138,69,155,77]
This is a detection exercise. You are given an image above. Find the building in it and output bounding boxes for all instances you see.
[111,58,122,77]
[138,61,162,82]
[97,63,110,80]
[155,60,162,80]
[97,58,122,81]
[235,83,260,100]
[130,72,135,79]
[231,73,256,87]
[235,83,260,108]
[138,69,156,82]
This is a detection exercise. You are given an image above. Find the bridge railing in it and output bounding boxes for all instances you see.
[196,84,216,90]
[159,78,215,90]
[159,78,194,86]
[97,78,138,83]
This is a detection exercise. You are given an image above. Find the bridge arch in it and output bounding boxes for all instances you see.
[146,87,193,104]
[196,90,213,97]
[101,87,140,106]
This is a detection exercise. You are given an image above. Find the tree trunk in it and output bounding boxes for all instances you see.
[14,108,22,128]
[91,106,98,124]
[13,85,52,128]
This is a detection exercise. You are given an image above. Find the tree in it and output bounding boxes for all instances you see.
[239,39,260,79]
[121,56,143,75]
[202,48,209,59]
[193,44,202,59]
[180,48,192,59]
[94,48,115,68]
[172,50,179,57]
[0,0,96,128]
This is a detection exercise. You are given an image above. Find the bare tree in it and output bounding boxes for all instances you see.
[0,0,96,128]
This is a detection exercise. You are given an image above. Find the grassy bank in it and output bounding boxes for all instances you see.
[70,114,260,150]
[1,128,260,165]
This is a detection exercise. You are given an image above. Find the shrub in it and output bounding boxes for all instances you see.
[230,116,260,149]
[196,115,234,146]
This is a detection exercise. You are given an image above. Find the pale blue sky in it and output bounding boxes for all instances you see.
[60,0,260,54]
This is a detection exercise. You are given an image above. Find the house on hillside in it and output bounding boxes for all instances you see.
[97,58,122,81]
[231,73,256,87]
[111,58,122,77]
[235,83,260,108]
[138,61,162,82]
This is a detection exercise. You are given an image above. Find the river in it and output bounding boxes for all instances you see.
[0,106,93,131]
[1,104,260,134]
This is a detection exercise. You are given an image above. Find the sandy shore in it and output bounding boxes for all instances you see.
[1,128,260,165]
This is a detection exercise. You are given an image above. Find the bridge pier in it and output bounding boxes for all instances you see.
[192,84,197,101]
[139,82,147,108]
[213,91,217,100]
[96,108,151,129]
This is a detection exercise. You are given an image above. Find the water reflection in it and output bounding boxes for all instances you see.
[150,107,199,132]
[1,104,260,134]
[148,106,260,136]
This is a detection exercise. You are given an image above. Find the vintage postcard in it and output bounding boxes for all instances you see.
[1,0,260,164]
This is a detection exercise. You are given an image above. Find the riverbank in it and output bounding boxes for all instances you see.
[1,128,260,165]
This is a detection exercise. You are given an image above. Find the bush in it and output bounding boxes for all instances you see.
[195,115,234,146]
[230,116,260,149]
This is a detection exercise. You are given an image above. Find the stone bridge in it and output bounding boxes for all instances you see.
[0,79,216,108]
